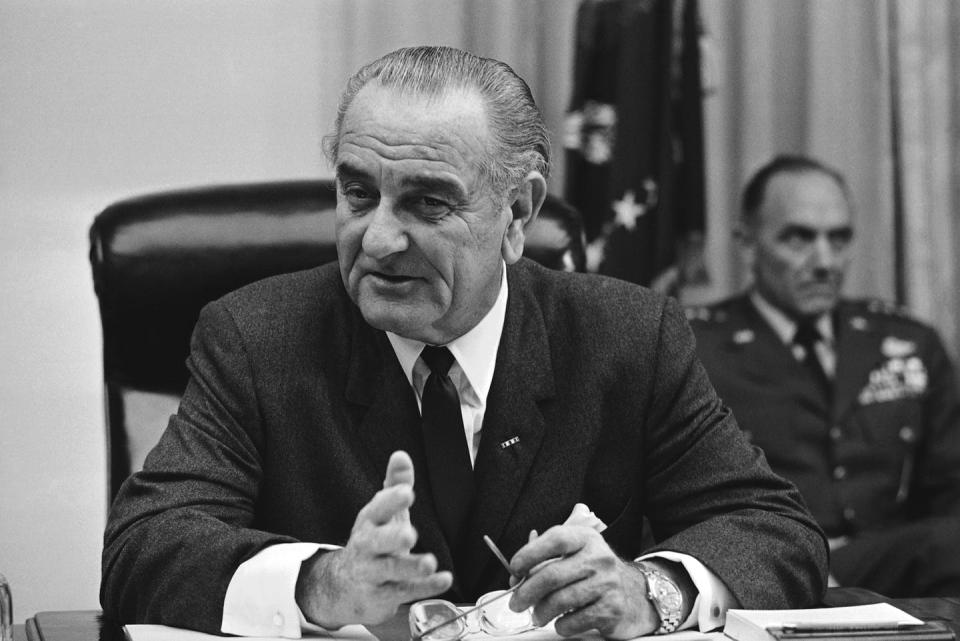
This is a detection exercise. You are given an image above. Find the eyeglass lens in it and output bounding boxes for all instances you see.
[409,588,536,641]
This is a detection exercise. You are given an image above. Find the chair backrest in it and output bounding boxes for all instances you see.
[89,179,586,500]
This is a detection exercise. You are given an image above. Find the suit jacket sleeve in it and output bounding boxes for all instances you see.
[101,299,295,633]
[640,298,828,608]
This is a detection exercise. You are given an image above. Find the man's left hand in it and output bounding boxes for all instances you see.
[507,525,658,639]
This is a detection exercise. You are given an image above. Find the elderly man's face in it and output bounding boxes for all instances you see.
[334,83,516,344]
[747,170,854,319]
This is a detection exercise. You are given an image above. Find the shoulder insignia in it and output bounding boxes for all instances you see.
[864,298,911,318]
[685,306,712,322]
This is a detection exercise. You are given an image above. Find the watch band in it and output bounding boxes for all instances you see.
[638,564,684,634]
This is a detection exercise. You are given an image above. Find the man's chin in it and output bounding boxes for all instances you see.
[357,300,435,341]
[797,294,839,317]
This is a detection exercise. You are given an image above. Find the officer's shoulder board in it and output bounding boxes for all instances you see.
[846,298,928,330]
[684,303,731,324]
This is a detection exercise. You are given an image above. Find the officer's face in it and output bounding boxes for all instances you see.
[746,170,854,320]
[334,83,521,345]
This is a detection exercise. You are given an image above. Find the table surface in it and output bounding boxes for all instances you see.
[21,591,960,641]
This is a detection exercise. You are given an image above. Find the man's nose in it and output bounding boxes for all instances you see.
[809,235,842,272]
[361,202,409,258]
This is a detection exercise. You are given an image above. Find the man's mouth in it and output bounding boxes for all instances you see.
[369,271,417,285]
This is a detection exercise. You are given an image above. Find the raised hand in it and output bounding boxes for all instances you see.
[296,451,452,628]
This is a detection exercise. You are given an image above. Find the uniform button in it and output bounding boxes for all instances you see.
[833,466,847,480]
[899,426,917,444]
[829,426,843,441]
[843,507,856,521]
[273,612,285,628]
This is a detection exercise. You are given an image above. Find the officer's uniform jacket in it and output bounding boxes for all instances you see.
[690,294,960,537]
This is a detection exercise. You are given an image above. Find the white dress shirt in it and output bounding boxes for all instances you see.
[750,292,836,378]
[222,264,735,636]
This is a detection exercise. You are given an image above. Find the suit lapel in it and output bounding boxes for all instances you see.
[343,310,453,575]
[459,265,555,595]
[731,299,831,414]
[833,306,883,419]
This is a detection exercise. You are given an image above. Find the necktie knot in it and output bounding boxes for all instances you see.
[793,321,822,349]
[422,345,455,377]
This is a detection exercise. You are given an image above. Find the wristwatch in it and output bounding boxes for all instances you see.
[638,563,684,634]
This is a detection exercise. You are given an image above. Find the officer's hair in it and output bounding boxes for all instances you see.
[741,154,850,227]
[323,46,551,201]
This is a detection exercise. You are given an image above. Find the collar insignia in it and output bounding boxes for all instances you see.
[849,316,868,331]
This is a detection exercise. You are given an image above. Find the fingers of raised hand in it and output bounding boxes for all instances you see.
[320,552,452,625]
[372,566,454,605]
[383,450,415,488]
[358,483,415,526]
[349,551,443,586]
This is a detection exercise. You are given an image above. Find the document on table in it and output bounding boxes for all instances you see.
[125,623,726,641]
[124,624,379,641]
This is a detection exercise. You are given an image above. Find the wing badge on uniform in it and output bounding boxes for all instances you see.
[858,355,928,405]
[881,336,917,358]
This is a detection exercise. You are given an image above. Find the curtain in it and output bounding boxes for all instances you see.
[692,0,960,360]
[889,0,960,359]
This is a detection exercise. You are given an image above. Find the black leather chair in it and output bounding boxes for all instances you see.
[90,179,586,501]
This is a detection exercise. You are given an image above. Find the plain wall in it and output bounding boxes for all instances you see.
[0,1,333,621]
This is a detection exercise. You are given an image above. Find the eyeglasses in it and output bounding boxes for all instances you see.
[408,536,539,641]
[408,581,538,641]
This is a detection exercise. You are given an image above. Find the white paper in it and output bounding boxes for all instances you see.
[124,623,377,641]
[125,621,724,641]
[726,603,923,629]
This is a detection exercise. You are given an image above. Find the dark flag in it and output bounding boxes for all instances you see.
[563,0,708,293]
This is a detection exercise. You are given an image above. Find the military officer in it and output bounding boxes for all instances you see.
[690,154,960,597]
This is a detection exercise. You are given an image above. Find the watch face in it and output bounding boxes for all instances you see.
[650,573,683,611]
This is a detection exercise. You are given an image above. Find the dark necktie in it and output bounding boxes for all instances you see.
[793,321,832,399]
[420,346,475,549]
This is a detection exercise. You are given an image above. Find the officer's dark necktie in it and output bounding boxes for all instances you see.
[793,321,832,399]
[420,346,475,549]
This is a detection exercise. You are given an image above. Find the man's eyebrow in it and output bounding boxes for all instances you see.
[335,162,372,182]
[399,175,468,199]
[779,223,817,237]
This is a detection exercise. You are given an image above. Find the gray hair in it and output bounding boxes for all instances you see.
[324,46,551,198]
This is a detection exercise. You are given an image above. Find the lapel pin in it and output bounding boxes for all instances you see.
[500,436,520,449]
[732,329,755,345]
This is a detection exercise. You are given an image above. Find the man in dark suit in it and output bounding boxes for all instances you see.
[690,154,960,597]
[101,48,827,637]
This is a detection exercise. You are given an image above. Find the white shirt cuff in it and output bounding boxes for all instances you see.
[221,542,339,637]
[637,551,737,632]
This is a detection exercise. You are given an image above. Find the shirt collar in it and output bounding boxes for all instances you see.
[386,261,508,402]
[749,291,834,346]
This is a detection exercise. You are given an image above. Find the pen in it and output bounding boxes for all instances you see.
[483,534,517,577]
[777,622,914,634]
